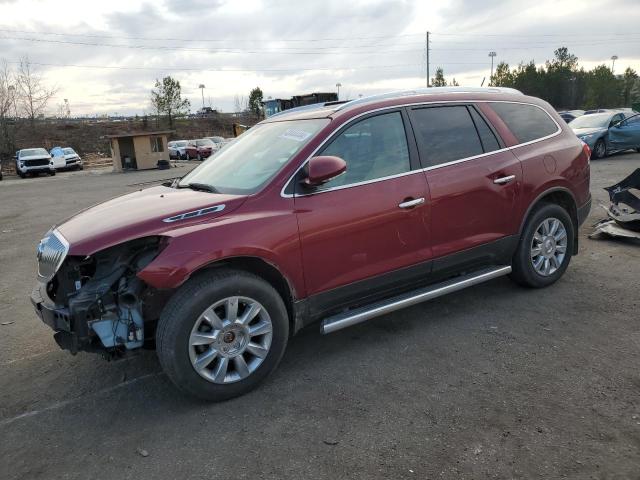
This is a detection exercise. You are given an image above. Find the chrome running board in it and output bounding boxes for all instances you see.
[320,265,512,334]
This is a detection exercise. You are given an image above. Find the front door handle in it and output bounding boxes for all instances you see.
[493,175,516,185]
[398,197,425,209]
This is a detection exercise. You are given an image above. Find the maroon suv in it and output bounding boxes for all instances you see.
[32,87,591,400]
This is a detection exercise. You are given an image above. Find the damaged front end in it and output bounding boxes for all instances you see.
[31,232,170,356]
[591,168,640,240]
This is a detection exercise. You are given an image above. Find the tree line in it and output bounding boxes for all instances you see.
[435,47,640,111]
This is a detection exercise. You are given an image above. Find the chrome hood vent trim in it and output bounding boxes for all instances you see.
[37,229,69,282]
[163,204,226,223]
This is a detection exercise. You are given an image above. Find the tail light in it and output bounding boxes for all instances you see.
[581,140,591,163]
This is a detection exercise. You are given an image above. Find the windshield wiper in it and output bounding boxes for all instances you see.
[179,182,219,193]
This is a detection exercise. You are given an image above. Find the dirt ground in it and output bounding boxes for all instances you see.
[0,155,639,479]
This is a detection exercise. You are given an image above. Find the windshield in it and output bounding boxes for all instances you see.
[196,139,214,146]
[175,141,187,147]
[63,148,75,155]
[570,114,612,129]
[21,148,48,157]
[209,136,225,143]
[178,118,328,195]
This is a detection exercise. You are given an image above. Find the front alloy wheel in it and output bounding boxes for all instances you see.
[189,296,273,384]
[156,269,289,401]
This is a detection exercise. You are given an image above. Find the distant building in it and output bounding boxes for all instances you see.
[107,130,172,171]
[262,92,338,117]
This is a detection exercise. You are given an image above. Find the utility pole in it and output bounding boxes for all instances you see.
[426,31,430,87]
[611,55,618,74]
[488,51,497,85]
[198,84,206,108]
[336,82,342,100]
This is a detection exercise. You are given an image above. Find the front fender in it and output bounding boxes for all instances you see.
[137,206,305,296]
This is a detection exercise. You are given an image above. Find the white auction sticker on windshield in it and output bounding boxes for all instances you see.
[279,128,312,142]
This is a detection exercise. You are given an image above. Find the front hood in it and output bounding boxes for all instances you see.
[572,127,605,136]
[56,185,247,255]
[20,155,51,161]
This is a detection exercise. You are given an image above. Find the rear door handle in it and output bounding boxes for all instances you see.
[398,197,425,209]
[493,175,516,185]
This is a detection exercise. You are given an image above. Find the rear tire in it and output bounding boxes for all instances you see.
[510,203,574,288]
[156,269,289,401]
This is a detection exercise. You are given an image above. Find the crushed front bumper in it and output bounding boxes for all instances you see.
[31,283,102,354]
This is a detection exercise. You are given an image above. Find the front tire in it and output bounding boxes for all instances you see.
[510,203,574,288]
[156,269,289,401]
[592,139,607,159]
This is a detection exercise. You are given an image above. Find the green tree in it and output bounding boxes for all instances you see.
[431,67,447,87]
[449,78,459,87]
[151,76,190,128]
[248,87,263,116]
[545,47,579,108]
[621,67,638,106]
[491,62,514,87]
[584,65,621,109]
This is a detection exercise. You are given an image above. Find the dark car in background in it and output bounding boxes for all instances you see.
[571,111,639,158]
[558,110,585,123]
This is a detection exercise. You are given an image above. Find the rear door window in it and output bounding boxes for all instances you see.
[489,102,559,143]
[469,107,501,153]
[409,105,485,167]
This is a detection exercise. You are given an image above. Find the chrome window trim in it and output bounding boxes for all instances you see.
[280,99,562,199]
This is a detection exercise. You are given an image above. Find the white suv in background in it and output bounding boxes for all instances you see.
[15,148,63,178]
[50,147,83,170]
[168,140,189,160]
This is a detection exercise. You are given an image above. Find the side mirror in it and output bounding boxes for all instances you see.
[303,155,347,187]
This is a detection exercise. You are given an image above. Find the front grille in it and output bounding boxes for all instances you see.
[66,159,77,165]
[25,159,50,167]
[37,230,69,282]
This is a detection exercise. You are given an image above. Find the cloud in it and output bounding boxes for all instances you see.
[0,0,638,114]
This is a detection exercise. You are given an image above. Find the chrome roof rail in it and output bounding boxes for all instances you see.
[335,87,523,111]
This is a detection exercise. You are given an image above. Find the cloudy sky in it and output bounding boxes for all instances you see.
[1,0,639,115]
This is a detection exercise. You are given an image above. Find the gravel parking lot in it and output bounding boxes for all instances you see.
[1,155,639,479]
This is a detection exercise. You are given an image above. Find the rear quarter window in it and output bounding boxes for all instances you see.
[489,102,559,144]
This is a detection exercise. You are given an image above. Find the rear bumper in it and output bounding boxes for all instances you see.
[577,194,592,227]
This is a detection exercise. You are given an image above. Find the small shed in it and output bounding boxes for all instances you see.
[107,130,173,172]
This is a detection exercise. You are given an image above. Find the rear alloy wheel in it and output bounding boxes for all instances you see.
[510,203,574,288]
[593,139,607,159]
[156,269,289,401]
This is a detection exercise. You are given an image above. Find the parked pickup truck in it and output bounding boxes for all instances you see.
[31,87,591,401]
[16,148,63,178]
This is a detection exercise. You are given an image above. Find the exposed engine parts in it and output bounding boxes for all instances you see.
[36,237,167,355]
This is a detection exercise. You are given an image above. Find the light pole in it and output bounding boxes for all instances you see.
[198,84,206,108]
[488,51,497,85]
[611,55,618,74]
[336,82,342,100]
